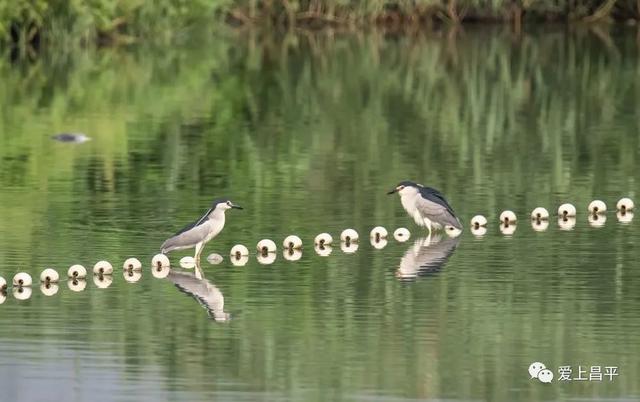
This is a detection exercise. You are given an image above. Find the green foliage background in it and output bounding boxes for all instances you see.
[2,0,640,47]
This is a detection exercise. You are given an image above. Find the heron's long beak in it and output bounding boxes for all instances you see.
[387,188,398,195]
[231,203,243,210]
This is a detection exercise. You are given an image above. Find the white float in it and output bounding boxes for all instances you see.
[68,279,87,292]
[257,239,277,254]
[283,235,303,250]
[93,260,113,275]
[40,268,59,283]
[470,215,488,228]
[588,213,606,227]
[558,203,577,217]
[13,286,32,300]
[13,272,32,287]
[206,253,223,265]
[499,223,517,236]
[340,229,359,243]
[617,210,634,224]
[283,249,302,261]
[230,255,249,267]
[370,226,388,241]
[123,269,142,283]
[230,244,249,258]
[314,233,333,246]
[558,216,576,231]
[93,274,114,289]
[499,210,517,224]
[123,257,142,271]
[257,252,276,265]
[152,254,170,268]
[314,244,333,257]
[617,197,634,212]
[0,276,6,290]
[40,283,59,296]
[179,256,196,269]
[531,219,549,232]
[393,228,411,242]
[151,264,171,278]
[588,200,607,214]
[68,264,87,279]
[340,241,359,254]
[446,226,462,238]
[370,237,388,249]
[471,226,488,237]
[531,207,549,220]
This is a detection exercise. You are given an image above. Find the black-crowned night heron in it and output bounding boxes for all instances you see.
[160,198,242,264]
[388,180,462,236]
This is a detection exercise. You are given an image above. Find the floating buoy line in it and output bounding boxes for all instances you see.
[0,197,634,301]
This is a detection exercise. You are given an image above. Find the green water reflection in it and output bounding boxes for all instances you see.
[0,27,639,401]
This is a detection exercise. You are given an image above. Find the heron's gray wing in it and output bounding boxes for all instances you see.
[174,207,212,236]
[397,236,459,279]
[161,220,212,253]
[416,188,462,229]
[419,187,458,216]
[167,271,227,320]
[160,208,212,252]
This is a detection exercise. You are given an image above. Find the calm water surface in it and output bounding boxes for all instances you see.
[1,28,639,401]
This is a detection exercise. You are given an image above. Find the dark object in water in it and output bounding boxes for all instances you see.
[51,133,91,143]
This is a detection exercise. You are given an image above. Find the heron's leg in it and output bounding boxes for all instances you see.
[194,265,204,280]
[423,217,433,239]
[194,241,204,267]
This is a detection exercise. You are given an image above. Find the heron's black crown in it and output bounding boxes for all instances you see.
[396,180,423,188]
[394,180,460,224]
[211,198,232,207]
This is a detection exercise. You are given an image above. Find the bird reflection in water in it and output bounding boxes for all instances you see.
[166,266,230,322]
[396,235,460,280]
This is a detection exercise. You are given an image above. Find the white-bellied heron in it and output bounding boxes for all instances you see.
[160,198,242,264]
[388,180,462,237]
